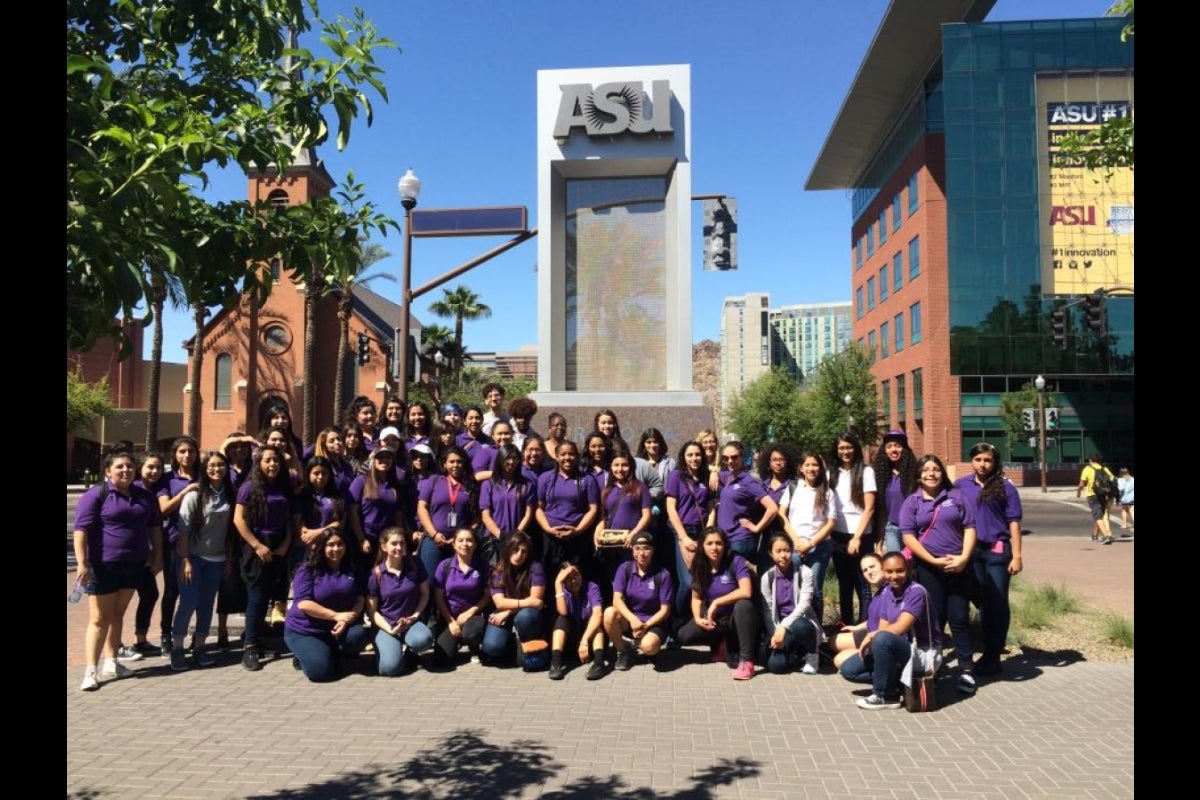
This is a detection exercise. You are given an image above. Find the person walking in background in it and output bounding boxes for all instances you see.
[1116,468,1134,532]
[1077,454,1116,545]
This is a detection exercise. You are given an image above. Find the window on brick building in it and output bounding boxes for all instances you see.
[215,354,232,410]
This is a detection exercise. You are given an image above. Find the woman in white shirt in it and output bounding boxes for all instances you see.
[828,433,877,626]
[778,451,839,622]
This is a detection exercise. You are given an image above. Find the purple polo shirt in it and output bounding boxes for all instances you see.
[665,471,709,527]
[537,471,599,528]
[348,475,402,540]
[467,443,498,474]
[489,561,546,598]
[762,478,788,507]
[884,472,907,525]
[613,562,673,622]
[700,555,752,619]
[419,476,476,536]
[284,563,367,636]
[480,478,535,532]
[953,476,1022,545]
[433,557,489,616]
[368,557,428,626]
[603,482,651,530]
[405,435,430,453]
[521,463,550,484]
[236,479,294,545]
[74,481,162,563]
[456,430,494,450]
[715,471,768,543]
[297,487,344,529]
[773,567,797,618]
[869,581,940,648]
[158,472,197,544]
[330,459,356,496]
[899,489,976,558]
[561,580,602,627]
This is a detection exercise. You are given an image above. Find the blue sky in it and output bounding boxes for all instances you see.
[150,0,1111,364]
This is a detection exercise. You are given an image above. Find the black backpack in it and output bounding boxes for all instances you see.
[1091,466,1117,504]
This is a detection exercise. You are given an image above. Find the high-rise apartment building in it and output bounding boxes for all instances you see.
[719,293,771,421]
[770,303,854,383]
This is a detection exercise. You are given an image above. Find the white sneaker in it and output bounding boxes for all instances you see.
[101,660,132,679]
[80,668,99,692]
[802,654,819,675]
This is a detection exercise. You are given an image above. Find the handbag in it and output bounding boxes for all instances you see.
[596,528,629,548]
[517,638,549,671]
[902,584,942,713]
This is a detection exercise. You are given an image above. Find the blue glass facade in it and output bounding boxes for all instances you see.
[942,18,1134,465]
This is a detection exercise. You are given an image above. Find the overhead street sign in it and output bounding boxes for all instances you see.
[411,206,528,238]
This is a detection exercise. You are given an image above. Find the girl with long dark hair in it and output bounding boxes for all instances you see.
[480,443,535,540]
[283,528,368,682]
[666,441,711,615]
[157,436,200,656]
[417,446,479,576]
[778,451,837,621]
[712,440,778,566]
[348,448,406,564]
[872,429,919,554]
[828,432,877,625]
[481,531,546,665]
[676,527,759,681]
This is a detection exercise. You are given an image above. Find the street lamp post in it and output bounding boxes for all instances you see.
[396,168,421,403]
[843,393,854,432]
[1035,374,1047,493]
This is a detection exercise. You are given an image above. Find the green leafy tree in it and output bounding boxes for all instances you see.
[429,285,492,374]
[331,232,394,427]
[144,267,185,449]
[67,0,395,356]
[1053,0,1134,173]
[67,371,114,435]
[999,382,1060,461]
[725,368,809,454]
[408,366,535,417]
[802,343,882,451]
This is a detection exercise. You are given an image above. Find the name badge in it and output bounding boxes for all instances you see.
[447,511,457,527]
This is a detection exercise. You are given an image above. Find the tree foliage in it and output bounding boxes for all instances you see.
[67,0,395,355]
[725,368,809,454]
[429,285,492,374]
[407,366,536,416]
[67,371,114,434]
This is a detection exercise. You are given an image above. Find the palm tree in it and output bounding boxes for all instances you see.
[144,267,185,450]
[428,285,491,373]
[330,238,393,423]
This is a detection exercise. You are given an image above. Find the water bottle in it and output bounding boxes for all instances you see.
[68,577,84,604]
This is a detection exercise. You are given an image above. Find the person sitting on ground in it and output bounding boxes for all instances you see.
[481,531,546,666]
[282,528,368,682]
[603,531,674,672]
[831,553,886,672]
[367,527,435,676]
[759,534,823,675]
[548,561,606,681]
[431,527,491,668]
[676,526,759,681]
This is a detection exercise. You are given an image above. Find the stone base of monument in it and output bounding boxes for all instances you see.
[528,393,716,451]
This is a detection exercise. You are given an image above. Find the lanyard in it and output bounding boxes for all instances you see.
[447,477,463,509]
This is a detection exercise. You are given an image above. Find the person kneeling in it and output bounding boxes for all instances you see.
[760,535,824,675]
[603,531,674,671]
[283,530,368,682]
[548,563,606,680]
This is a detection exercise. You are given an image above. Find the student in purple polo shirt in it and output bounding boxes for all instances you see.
[536,441,601,583]
[677,527,759,681]
[456,406,494,453]
[431,528,491,668]
[404,402,433,454]
[521,435,551,484]
[382,395,406,431]
[757,443,799,542]
[348,448,406,564]
[346,396,379,454]
[847,552,941,710]
[478,420,517,482]
[367,527,435,676]
[233,445,295,672]
[157,436,200,657]
[295,457,348,555]
[901,454,978,695]
[666,441,711,616]
[872,430,919,555]
[312,426,355,497]
[760,535,823,675]
[480,444,535,541]
[547,562,606,680]
[114,452,167,660]
[954,443,1023,678]
[597,450,652,590]
[582,431,612,487]
[712,441,778,566]
[481,532,547,665]
[832,553,887,673]
[604,531,673,671]
[74,451,164,691]
[283,529,368,682]
[343,423,370,476]
[418,446,480,577]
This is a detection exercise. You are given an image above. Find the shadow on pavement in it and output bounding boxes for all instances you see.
[237,728,759,799]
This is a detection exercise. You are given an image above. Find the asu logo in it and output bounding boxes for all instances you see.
[1049,205,1097,226]
[554,80,674,140]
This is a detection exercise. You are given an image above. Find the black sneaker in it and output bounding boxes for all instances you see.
[586,660,607,681]
[974,660,1003,677]
[170,646,189,672]
[116,645,144,662]
[856,693,902,710]
[242,646,262,672]
[548,662,565,681]
[194,644,217,668]
[132,640,160,657]
[614,650,634,671]
[160,636,172,657]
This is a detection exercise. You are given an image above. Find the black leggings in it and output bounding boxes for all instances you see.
[134,566,159,636]
[676,598,758,662]
[830,532,874,625]
[435,615,486,666]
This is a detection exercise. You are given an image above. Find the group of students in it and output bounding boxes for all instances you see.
[73,388,1024,709]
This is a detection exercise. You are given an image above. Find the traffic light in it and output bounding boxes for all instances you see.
[1084,290,1107,336]
[1050,308,1068,350]
[702,198,737,271]
[1022,408,1037,431]
[356,333,370,366]
[1045,408,1059,430]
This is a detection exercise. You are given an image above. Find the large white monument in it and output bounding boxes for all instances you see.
[531,64,709,442]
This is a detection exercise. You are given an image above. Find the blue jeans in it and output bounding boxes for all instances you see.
[673,524,700,617]
[839,652,874,684]
[883,521,904,555]
[868,629,911,698]
[481,607,543,661]
[374,621,435,676]
[283,624,368,682]
[764,617,818,674]
[729,536,758,564]
[799,539,833,620]
[171,556,225,642]
[972,541,1013,665]
[418,536,453,588]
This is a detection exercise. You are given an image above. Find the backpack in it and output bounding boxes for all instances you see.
[1091,466,1117,504]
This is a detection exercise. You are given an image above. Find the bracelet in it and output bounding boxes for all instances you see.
[556,592,566,598]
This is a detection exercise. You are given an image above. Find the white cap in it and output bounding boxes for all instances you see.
[378,426,402,442]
